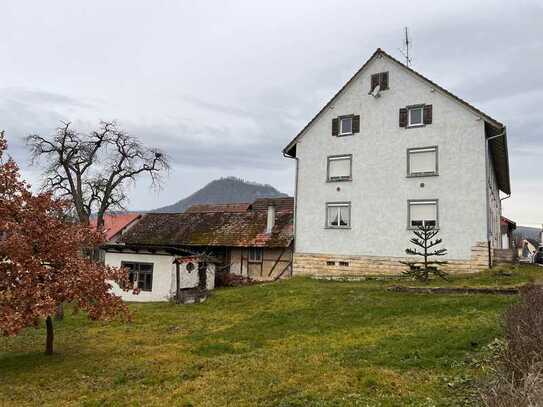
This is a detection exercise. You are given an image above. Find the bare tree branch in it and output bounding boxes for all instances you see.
[26,121,170,228]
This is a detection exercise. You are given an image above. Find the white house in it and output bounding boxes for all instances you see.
[283,48,511,276]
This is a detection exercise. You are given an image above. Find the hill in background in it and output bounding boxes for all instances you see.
[152,177,287,213]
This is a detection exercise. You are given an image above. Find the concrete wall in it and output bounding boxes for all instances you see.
[294,55,489,262]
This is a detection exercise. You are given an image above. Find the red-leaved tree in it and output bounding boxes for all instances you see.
[0,131,133,354]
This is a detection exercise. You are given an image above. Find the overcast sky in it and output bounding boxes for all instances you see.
[1,1,542,225]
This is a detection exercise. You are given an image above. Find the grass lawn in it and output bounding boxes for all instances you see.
[1,265,541,406]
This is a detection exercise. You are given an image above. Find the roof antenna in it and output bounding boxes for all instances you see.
[399,27,412,67]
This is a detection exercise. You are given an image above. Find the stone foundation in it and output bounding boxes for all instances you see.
[293,242,491,277]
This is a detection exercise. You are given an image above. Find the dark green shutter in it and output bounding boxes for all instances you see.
[380,72,389,90]
[370,74,379,92]
[423,105,433,124]
[399,108,408,127]
[332,118,339,136]
[352,115,360,133]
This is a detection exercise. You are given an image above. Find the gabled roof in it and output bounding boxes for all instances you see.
[117,197,294,248]
[91,213,141,241]
[282,48,511,194]
[250,197,294,212]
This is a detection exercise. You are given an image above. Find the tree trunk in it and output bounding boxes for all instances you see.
[45,316,54,355]
[55,304,64,320]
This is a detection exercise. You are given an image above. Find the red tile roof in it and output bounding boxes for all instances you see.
[91,213,142,241]
[119,197,294,248]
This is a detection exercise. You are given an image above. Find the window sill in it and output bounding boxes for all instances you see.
[406,124,426,129]
[407,226,440,231]
[406,173,439,178]
[325,226,352,230]
[327,178,352,183]
[336,133,354,137]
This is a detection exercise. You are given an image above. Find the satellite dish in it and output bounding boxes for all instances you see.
[370,84,381,98]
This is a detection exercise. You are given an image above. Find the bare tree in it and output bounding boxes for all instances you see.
[27,121,169,228]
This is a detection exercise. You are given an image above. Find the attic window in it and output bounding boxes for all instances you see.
[370,72,389,92]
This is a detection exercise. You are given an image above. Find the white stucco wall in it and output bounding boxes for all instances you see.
[105,251,215,302]
[294,56,489,260]
[106,252,175,302]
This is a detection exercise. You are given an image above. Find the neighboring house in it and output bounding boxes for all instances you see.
[517,239,539,263]
[102,197,294,302]
[283,48,511,275]
[90,213,142,242]
[90,213,142,263]
[500,216,517,249]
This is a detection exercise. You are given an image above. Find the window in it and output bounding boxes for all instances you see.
[408,106,424,127]
[327,155,352,181]
[407,147,438,177]
[370,72,389,92]
[326,261,336,266]
[338,261,350,267]
[122,262,153,291]
[339,116,353,135]
[408,200,438,228]
[332,115,359,136]
[249,247,263,263]
[326,202,351,228]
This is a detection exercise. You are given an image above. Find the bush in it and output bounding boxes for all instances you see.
[480,284,543,406]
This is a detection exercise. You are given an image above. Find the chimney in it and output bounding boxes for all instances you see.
[266,204,276,234]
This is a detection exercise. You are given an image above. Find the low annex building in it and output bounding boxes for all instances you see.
[103,197,294,302]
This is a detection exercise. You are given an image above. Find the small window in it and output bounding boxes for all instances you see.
[327,155,352,181]
[249,247,263,263]
[408,107,424,127]
[407,147,438,177]
[370,72,389,92]
[326,202,351,229]
[408,200,438,229]
[339,117,353,135]
[338,261,350,267]
[326,261,336,266]
[122,262,153,291]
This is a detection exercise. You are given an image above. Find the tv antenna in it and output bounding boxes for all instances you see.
[399,27,412,67]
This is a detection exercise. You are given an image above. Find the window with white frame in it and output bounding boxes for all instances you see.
[327,155,352,181]
[248,247,263,263]
[326,202,351,228]
[407,147,438,176]
[408,106,424,127]
[339,116,353,135]
[408,200,438,228]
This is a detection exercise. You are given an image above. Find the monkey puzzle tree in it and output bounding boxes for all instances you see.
[0,131,133,354]
[402,224,449,282]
